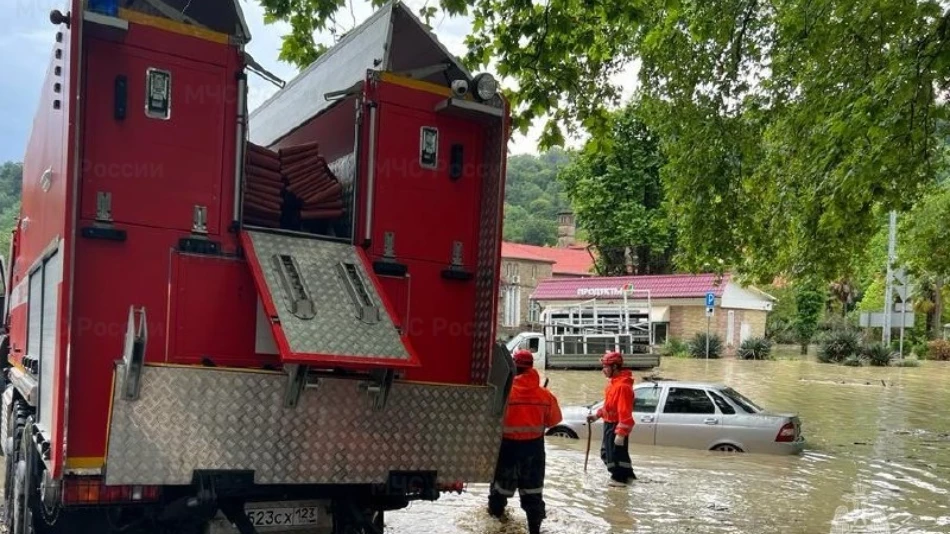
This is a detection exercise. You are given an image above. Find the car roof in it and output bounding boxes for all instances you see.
[635,380,729,390]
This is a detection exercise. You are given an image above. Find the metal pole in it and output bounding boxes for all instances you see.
[883,211,897,346]
[899,299,906,359]
[706,314,710,359]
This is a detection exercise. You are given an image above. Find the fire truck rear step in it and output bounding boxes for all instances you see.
[104,363,503,486]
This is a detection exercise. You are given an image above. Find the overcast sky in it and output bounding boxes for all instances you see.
[0,0,565,163]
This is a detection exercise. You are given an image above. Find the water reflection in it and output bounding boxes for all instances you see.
[387,357,950,533]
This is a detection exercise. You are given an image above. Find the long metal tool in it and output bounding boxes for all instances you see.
[584,420,592,473]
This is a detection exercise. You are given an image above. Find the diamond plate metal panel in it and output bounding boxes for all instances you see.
[471,117,506,383]
[105,365,503,486]
[244,231,411,362]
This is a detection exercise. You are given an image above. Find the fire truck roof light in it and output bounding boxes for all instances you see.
[473,73,498,101]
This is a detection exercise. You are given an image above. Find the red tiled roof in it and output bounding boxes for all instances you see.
[501,242,557,263]
[531,273,732,300]
[501,242,595,276]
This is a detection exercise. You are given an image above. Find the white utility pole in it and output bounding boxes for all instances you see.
[883,211,897,346]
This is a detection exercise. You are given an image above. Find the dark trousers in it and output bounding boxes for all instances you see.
[488,437,546,531]
[601,422,635,482]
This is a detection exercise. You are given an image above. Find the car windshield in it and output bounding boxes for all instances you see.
[720,387,763,413]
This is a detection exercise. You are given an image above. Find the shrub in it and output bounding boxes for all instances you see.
[689,332,723,359]
[765,317,799,344]
[842,355,866,367]
[818,328,861,363]
[862,343,894,367]
[926,340,950,361]
[661,338,690,358]
[737,337,773,360]
[892,358,921,368]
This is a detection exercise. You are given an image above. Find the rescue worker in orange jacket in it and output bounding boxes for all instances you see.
[489,349,562,534]
[587,350,636,486]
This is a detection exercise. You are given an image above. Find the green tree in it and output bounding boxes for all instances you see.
[502,150,572,245]
[557,103,675,275]
[795,285,825,355]
[259,0,950,282]
[900,184,950,338]
[0,162,23,261]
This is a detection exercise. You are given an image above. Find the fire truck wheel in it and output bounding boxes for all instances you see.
[6,413,67,534]
[4,399,30,533]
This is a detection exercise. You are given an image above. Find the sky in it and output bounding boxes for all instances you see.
[0,0,592,164]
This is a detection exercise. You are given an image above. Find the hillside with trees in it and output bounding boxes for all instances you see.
[502,149,572,246]
[0,162,22,260]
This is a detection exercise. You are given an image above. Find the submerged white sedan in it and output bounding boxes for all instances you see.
[547,380,805,455]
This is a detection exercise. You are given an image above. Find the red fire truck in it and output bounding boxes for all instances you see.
[0,1,513,533]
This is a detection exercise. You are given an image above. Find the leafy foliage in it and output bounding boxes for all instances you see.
[503,150,572,245]
[794,286,825,354]
[818,328,861,364]
[901,185,950,280]
[899,185,950,337]
[660,338,690,358]
[736,337,773,360]
[862,343,894,367]
[842,355,866,367]
[256,0,950,283]
[926,339,950,361]
[0,162,22,259]
[892,358,922,367]
[688,332,723,359]
[557,103,675,275]
[764,284,798,344]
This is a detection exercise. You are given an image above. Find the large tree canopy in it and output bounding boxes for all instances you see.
[257,0,950,282]
[558,102,675,275]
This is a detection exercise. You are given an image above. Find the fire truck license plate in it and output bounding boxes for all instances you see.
[246,505,318,528]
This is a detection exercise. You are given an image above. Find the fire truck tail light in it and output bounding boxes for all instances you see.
[63,477,161,505]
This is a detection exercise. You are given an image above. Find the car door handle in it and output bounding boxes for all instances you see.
[640,415,654,423]
[703,418,719,425]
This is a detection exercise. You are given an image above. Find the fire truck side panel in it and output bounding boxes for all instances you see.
[6,1,81,478]
[167,253,278,368]
[363,78,487,385]
[79,37,229,235]
[69,225,173,462]
[67,23,245,467]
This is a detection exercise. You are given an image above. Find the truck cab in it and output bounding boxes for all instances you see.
[506,332,546,369]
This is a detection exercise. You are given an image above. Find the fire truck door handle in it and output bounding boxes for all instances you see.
[114,75,127,120]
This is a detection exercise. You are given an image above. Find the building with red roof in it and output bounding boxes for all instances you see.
[527,273,775,351]
[497,212,776,352]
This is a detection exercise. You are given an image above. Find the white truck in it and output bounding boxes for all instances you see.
[507,290,661,370]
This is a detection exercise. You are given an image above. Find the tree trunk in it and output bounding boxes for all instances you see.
[933,277,944,340]
[800,340,808,355]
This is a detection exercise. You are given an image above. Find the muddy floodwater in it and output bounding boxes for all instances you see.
[387,356,950,534]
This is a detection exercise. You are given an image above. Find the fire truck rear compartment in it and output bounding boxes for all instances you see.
[3,2,512,533]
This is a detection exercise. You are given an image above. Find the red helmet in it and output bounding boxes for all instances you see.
[513,349,534,368]
[600,351,623,367]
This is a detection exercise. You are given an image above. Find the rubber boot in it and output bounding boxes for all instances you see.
[528,519,542,534]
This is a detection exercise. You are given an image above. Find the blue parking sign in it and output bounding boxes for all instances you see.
[706,292,715,307]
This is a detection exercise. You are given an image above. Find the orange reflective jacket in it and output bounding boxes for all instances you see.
[502,368,562,440]
[596,370,635,437]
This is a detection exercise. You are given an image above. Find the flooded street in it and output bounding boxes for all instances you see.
[387,356,950,534]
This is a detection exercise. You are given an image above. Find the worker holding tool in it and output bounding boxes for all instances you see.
[489,349,563,534]
[587,351,636,486]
